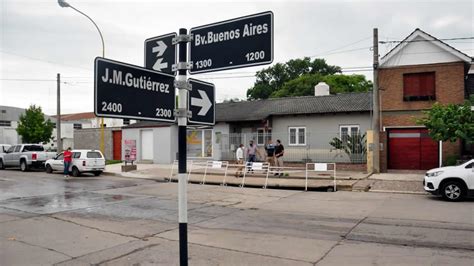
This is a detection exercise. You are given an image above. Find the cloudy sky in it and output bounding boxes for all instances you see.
[1,0,472,115]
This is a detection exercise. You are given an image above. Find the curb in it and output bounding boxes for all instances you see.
[102,171,166,182]
[104,171,353,191]
[368,189,428,195]
[104,171,427,194]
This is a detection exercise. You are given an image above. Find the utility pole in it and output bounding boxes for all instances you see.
[56,73,62,152]
[372,28,380,173]
[176,28,190,266]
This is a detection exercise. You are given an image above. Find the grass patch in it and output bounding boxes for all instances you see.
[106,160,122,165]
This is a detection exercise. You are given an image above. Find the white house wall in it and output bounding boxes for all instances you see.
[153,126,178,164]
[0,127,19,145]
[381,36,463,67]
[122,126,178,164]
[271,113,371,148]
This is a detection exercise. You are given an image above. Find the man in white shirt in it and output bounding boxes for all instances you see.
[235,144,244,177]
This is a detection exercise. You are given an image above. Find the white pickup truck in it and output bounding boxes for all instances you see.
[0,144,56,171]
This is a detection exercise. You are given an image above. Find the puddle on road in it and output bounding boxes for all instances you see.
[0,191,136,214]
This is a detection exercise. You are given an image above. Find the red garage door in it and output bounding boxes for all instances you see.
[112,131,122,161]
[388,129,438,170]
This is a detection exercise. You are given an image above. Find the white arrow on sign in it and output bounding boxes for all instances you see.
[191,89,212,116]
[152,40,167,57]
[151,40,168,71]
[153,58,168,71]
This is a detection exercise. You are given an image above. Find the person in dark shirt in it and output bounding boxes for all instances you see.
[274,139,284,176]
[264,139,275,166]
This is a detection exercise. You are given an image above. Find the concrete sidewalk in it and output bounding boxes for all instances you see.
[104,163,427,194]
[104,163,368,191]
[353,170,427,194]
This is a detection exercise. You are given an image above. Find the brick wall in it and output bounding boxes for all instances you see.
[378,62,466,168]
[74,127,121,160]
[443,141,461,164]
[379,131,388,173]
[382,112,425,128]
[379,62,466,114]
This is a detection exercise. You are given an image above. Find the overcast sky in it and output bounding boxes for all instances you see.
[1,0,472,115]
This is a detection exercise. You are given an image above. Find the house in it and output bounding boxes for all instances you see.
[378,28,473,171]
[0,106,27,145]
[66,112,137,160]
[121,86,372,168]
[0,106,54,146]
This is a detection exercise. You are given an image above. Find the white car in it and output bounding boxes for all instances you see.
[45,149,105,177]
[424,159,474,201]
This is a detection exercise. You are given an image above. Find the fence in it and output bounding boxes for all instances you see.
[217,131,366,164]
[167,159,338,192]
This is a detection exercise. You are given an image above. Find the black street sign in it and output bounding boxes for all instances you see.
[189,11,273,74]
[188,78,215,125]
[145,32,177,75]
[94,57,176,122]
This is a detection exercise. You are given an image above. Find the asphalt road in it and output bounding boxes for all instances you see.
[0,169,473,265]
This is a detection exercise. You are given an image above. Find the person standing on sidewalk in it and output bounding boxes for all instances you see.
[274,140,285,176]
[264,139,276,166]
[235,144,244,177]
[63,147,72,178]
[246,140,260,173]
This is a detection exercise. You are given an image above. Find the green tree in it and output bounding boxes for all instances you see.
[246,57,371,100]
[417,100,474,143]
[323,74,373,94]
[16,105,54,144]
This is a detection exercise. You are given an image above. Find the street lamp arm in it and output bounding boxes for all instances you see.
[68,5,105,57]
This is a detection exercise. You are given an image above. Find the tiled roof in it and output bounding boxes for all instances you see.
[122,121,173,129]
[216,92,372,122]
[52,112,97,121]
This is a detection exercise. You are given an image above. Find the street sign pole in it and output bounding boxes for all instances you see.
[174,28,190,266]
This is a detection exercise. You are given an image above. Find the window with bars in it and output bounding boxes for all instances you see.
[403,72,435,101]
[0,120,11,127]
[73,123,82,129]
[289,127,306,146]
[257,128,272,145]
[340,125,360,143]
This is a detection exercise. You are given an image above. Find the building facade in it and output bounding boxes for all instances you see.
[121,91,372,166]
[378,28,473,171]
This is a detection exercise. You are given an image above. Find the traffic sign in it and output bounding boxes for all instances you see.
[188,78,215,125]
[145,32,177,75]
[94,57,176,122]
[189,11,273,74]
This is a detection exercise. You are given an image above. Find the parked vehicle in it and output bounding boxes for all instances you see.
[424,159,474,201]
[45,149,105,177]
[0,144,56,171]
[0,144,11,154]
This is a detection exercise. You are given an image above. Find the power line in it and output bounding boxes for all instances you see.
[0,50,91,71]
[0,78,56,82]
[379,37,474,44]
[307,36,372,57]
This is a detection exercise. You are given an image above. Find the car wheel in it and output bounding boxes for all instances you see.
[93,171,102,176]
[71,167,80,177]
[0,159,4,170]
[442,181,465,202]
[45,164,53,174]
[20,160,29,172]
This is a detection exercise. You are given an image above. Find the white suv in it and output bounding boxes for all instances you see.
[424,159,474,201]
[45,150,105,177]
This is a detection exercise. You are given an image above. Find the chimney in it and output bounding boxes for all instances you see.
[314,82,330,96]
